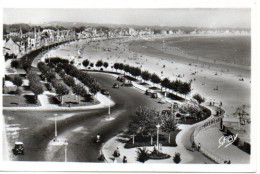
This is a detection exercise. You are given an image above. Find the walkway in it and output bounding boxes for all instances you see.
[196,124,250,164]
[3,92,114,112]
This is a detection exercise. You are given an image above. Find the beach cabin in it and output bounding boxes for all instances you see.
[222,116,240,131]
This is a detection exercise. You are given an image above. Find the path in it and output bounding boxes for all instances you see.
[196,124,250,163]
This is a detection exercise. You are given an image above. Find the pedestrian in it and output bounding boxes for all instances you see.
[123,156,127,163]
[96,133,100,143]
[197,143,201,152]
[98,152,105,161]
[192,141,196,152]
[113,147,120,157]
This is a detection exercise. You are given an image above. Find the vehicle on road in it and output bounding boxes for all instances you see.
[158,98,166,104]
[113,83,119,88]
[122,80,133,87]
[145,89,152,95]
[117,76,125,82]
[101,89,110,95]
[151,92,158,99]
[12,142,24,155]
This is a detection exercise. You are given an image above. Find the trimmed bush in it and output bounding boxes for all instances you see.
[173,152,181,164]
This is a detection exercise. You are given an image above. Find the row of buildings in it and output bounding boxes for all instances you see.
[3,26,250,58]
[3,27,77,58]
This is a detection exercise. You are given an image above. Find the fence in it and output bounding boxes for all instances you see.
[191,116,226,164]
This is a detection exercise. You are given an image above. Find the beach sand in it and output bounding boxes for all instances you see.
[46,35,251,118]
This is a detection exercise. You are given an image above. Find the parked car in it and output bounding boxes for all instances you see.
[123,80,133,87]
[158,98,166,104]
[113,83,119,88]
[145,89,152,95]
[101,89,110,95]
[12,142,24,155]
[117,76,125,82]
[151,92,158,99]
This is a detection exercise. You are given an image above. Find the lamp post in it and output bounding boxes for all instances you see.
[54,113,58,140]
[156,124,161,151]
[107,96,111,119]
[64,140,68,162]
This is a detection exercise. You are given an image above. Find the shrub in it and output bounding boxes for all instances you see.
[193,94,205,104]
[96,60,103,67]
[136,147,150,163]
[173,152,181,164]
[82,59,90,67]
[103,62,109,69]
[11,60,19,69]
[151,73,161,85]
[12,76,23,87]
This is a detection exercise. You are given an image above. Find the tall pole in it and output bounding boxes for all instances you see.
[54,113,58,139]
[108,96,111,115]
[156,124,160,151]
[64,141,68,162]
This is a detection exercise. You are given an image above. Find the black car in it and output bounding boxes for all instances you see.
[101,89,110,95]
[12,142,24,155]
[113,83,119,88]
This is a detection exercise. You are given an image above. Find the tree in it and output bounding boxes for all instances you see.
[129,67,141,78]
[27,73,43,100]
[179,82,191,97]
[11,60,19,69]
[193,94,205,104]
[63,75,75,87]
[161,77,170,92]
[123,64,130,75]
[53,82,69,104]
[12,76,23,105]
[118,63,124,72]
[141,71,151,82]
[129,106,161,138]
[169,80,180,94]
[96,60,103,67]
[161,107,177,143]
[150,73,161,86]
[23,61,31,72]
[30,82,44,100]
[72,84,86,103]
[103,62,109,69]
[114,63,119,72]
[90,63,94,68]
[89,82,101,96]
[12,76,23,87]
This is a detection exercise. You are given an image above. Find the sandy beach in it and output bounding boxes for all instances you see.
[47,34,250,118]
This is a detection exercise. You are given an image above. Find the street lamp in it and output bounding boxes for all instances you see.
[156,124,161,151]
[106,96,111,120]
[54,113,58,140]
[64,140,68,162]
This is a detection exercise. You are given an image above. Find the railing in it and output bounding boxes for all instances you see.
[192,116,226,164]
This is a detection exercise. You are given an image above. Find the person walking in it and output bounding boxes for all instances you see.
[123,156,127,163]
[192,141,196,152]
[197,143,201,152]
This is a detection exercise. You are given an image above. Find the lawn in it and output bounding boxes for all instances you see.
[3,95,41,107]
[47,95,99,107]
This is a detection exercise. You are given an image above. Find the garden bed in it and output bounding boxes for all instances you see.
[178,106,211,124]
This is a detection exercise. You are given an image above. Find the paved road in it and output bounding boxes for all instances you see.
[3,72,169,162]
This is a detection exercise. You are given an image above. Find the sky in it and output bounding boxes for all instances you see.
[3,8,251,28]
